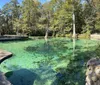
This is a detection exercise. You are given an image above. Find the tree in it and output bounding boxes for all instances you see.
[21,0,40,35]
[51,0,73,36]
[0,9,4,35]
[2,0,20,35]
[2,3,12,34]
[40,1,53,41]
[10,0,21,35]
[93,0,100,32]
[74,0,85,34]
[82,0,100,33]
[0,0,100,36]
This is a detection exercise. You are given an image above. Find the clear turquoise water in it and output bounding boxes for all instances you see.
[0,38,99,85]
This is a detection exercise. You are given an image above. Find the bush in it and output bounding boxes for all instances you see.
[78,33,90,39]
[65,33,72,38]
[56,33,64,37]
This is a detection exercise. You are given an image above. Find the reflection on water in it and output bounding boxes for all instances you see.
[73,38,76,57]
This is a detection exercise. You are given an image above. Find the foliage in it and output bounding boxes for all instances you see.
[0,0,100,36]
[82,0,100,34]
[51,0,73,35]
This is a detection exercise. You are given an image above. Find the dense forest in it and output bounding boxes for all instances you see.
[0,0,100,37]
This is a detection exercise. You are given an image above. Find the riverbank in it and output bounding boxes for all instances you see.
[91,34,100,40]
[0,35,28,41]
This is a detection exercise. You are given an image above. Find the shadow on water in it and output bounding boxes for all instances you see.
[24,38,100,85]
[5,64,57,85]
[0,38,32,43]
[6,69,39,85]
[51,42,100,85]
[3,38,100,85]
[5,44,100,85]
[25,38,72,56]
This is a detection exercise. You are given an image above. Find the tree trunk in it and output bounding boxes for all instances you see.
[45,28,48,42]
[16,28,19,35]
[44,11,50,42]
[0,28,2,36]
[72,13,76,38]
[52,30,55,37]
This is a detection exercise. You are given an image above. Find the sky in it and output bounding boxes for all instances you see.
[0,0,84,9]
[0,0,48,9]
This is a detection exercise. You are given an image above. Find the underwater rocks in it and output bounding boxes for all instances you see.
[0,71,11,85]
[0,49,12,64]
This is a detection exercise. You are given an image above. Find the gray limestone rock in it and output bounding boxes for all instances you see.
[0,71,12,85]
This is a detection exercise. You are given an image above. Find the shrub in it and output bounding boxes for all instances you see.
[65,33,72,38]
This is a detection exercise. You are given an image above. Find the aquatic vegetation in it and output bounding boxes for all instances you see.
[0,38,99,85]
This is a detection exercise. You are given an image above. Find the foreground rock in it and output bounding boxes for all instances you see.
[0,49,12,63]
[0,71,12,85]
[86,58,100,85]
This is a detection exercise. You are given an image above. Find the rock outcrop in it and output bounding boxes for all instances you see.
[86,58,100,85]
[0,71,11,85]
[0,49,12,64]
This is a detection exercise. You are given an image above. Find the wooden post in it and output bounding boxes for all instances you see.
[85,58,100,85]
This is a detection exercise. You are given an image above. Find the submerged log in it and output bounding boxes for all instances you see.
[0,49,12,64]
[86,58,100,85]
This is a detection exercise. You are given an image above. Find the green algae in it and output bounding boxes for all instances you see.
[0,38,99,85]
